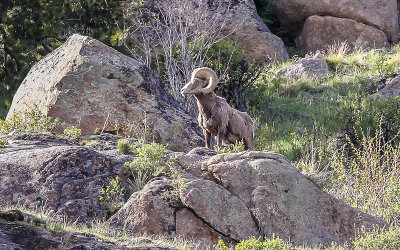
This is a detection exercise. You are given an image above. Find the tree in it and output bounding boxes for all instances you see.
[122,0,235,114]
[0,0,124,118]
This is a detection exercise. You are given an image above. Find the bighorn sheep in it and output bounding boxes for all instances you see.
[180,67,254,150]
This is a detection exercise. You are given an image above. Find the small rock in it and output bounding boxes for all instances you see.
[277,53,329,81]
[372,75,400,98]
[0,210,24,222]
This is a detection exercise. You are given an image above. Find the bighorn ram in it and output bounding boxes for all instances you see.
[180,67,254,150]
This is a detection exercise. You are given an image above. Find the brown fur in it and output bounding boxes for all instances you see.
[181,74,254,150]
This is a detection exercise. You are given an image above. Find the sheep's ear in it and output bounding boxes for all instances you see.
[201,76,218,94]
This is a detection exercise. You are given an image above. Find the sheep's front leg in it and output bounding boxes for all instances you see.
[203,130,212,148]
[217,126,226,148]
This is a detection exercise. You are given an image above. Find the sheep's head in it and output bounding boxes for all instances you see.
[180,67,218,96]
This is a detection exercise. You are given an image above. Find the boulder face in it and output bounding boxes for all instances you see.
[0,134,131,223]
[373,75,400,98]
[296,16,389,53]
[142,0,289,61]
[6,34,203,151]
[218,0,289,61]
[272,0,399,43]
[276,53,329,81]
[109,149,387,247]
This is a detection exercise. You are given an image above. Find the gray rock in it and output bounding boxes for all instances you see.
[277,53,329,81]
[0,218,175,250]
[6,34,203,151]
[180,179,260,242]
[296,16,389,53]
[372,75,400,98]
[108,148,386,247]
[0,134,131,223]
[108,178,176,236]
[200,151,386,246]
[273,0,399,43]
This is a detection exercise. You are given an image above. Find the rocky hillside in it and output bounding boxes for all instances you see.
[2,0,400,249]
[0,133,386,248]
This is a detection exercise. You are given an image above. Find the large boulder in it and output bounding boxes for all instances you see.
[180,179,260,242]
[0,134,131,223]
[296,16,389,53]
[217,0,289,61]
[142,0,289,61]
[108,149,387,247]
[108,178,176,236]
[6,34,203,151]
[272,0,399,43]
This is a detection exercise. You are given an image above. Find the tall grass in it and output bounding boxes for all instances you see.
[0,204,208,249]
[251,43,400,161]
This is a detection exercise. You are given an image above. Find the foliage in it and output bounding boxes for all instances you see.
[353,226,400,249]
[0,0,125,118]
[253,0,294,47]
[215,236,288,250]
[99,176,126,214]
[123,0,231,113]
[325,125,400,223]
[163,165,186,205]
[81,139,100,147]
[0,138,6,147]
[0,108,58,135]
[62,125,82,142]
[0,205,207,249]
[117,139,133,155]
[251,44,400,161]
[123,142,169,192]
[206,41,266,111]
[214,140,246,154]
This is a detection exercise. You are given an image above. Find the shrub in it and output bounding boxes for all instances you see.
[236,236,288,250]
[354,227,400,249]
[117,139,133,155]
[0,108,58,135]
[99,176,126,214]
[215,236,288,250]
[123,142,169,191]
[62,126,82,142]
[297,123,400,223]
[327,126,400,222]
[214,140,246,154]
[0,138,6,148]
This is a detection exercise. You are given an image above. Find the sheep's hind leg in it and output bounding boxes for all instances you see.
[244,137,254,150]
[217,127,226,148]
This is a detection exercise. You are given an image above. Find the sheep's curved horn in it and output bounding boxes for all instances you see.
[192,67,218,94]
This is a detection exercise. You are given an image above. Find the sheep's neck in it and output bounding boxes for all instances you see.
[194,92,218,116]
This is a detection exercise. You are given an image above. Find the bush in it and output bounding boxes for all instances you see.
[117,139,133,155]
[99,176,126,214]
[327,125,400,223]
[0,108,59,135]
[354,227,400,249]
[62,126,82,142]
[215,236,288,250]
[214,140,246,154]
[206,41,266,111]
[0,138,6,148]
[123,142,169,191]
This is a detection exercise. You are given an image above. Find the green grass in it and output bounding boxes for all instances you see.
[250,44,400,161]
[3,205,399,250]
[0,205,207,250]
